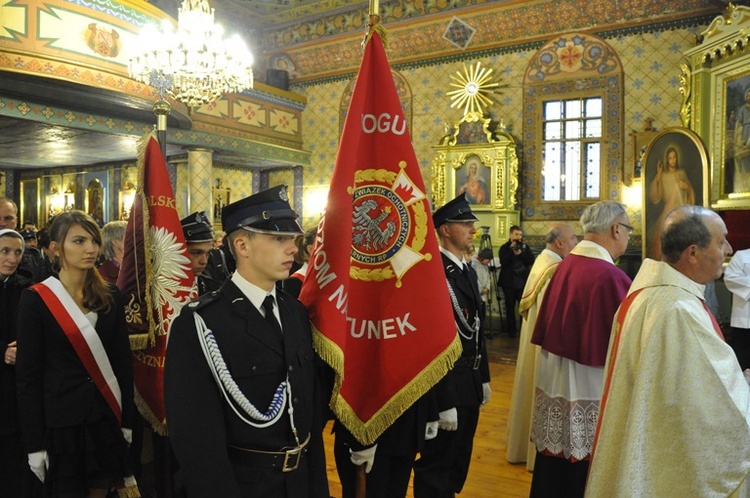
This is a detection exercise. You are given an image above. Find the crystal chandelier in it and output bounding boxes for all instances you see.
[129,0,254,110]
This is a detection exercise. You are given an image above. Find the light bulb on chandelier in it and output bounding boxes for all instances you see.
[128,0,254,110]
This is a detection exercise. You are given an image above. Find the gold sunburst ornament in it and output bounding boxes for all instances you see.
[447,61,501,116]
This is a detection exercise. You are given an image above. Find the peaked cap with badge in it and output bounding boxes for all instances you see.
[19,228,37,241]
[432,193,480,228]
[180,211,214,243]
[221,185,303,236]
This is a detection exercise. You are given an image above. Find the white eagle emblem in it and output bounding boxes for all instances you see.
[148,226,196,335]
[352,200,396,251]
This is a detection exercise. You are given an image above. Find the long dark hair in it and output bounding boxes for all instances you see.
[49,210,113,312]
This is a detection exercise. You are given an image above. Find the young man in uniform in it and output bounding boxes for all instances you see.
[413,193,491,498]
[180,211,223,295]
[165,186,329,498]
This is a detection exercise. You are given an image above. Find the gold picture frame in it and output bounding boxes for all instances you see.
[453,152,492,208]
[431,112,520,240]
[683,4,750,210]
[626,118,658,186]
[641,127,709,261]
[19,179,40,228]
[719,68,750,205]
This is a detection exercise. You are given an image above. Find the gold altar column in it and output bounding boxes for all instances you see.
[187,148,214,222]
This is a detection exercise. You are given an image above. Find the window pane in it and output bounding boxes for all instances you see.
[542,142,561,201]
[544,122,561,140]
[565,100,581,119]
[585,98,602,117]
[565,120,582,139]
[585,119,602,138]
[585,143,601,199]
[540,97,604,202]
[564,142,581,201]
[545,101,562,120]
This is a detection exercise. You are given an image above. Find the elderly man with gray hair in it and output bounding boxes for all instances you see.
[586,206,745,497]
[528,201,633,498]
[506,222,578,471]
[98,220,127,284]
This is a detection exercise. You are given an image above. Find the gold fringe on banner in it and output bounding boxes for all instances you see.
[117,485,141,498]
[312,325,462,446]
[128,333,150,351]
[135,386,168,435]
[135,131,159,348]
[131,131,169,436]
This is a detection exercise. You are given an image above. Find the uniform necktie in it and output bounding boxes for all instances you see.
[262,295,282,334]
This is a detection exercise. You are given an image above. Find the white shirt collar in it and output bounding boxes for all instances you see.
[231,271,277,316]
[573,240,615,264]
[440,246,467,268]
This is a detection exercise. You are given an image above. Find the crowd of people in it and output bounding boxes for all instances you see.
[1,189,750,497]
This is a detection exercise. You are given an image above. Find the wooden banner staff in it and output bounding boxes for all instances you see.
[354,2,380,497]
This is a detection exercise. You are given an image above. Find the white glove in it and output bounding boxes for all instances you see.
[122,427,133,446]
[481,382,492,407]
[28,450,48,483]
[349,444,377,474]
[425,420,439,440]
[438,407,458,431]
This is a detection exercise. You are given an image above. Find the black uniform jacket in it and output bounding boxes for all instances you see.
[434,254,490,411]
[15,284,136,453]
[164,279,329,498]
[0,271,31,437]
[196,273,222,296]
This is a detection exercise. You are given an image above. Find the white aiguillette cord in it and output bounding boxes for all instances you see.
[193,312,298,439]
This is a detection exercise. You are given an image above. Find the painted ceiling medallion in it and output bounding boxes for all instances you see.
[447,61,501,116]
[442,16,476,51]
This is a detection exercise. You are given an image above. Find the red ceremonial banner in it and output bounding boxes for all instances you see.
[117,136,197,434]
[299,30,461,445]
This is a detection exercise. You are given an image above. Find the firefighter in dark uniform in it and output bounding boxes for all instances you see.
[413,193,492,498]
[19,228,50,283]
[165,186,329,498]
[180,211,222,295]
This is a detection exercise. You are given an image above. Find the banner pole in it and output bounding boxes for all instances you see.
[153,99,171,165]
[355,464,367,498]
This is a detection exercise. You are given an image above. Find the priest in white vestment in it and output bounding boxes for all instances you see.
[586,206,750,497]
[506,223,578,470]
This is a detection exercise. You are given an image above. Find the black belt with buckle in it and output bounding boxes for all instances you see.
[227,434,311,472]
[455,354,482,370]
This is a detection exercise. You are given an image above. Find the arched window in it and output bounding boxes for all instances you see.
[522,33,623,219]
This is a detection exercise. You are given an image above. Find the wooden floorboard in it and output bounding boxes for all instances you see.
[324,334,533,497]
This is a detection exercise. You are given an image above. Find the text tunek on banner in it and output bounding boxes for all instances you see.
[299,30,461,446]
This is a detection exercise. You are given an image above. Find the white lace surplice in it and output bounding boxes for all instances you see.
[530,350,603,461]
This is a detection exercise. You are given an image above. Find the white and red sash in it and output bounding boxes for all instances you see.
[32,277,123,425]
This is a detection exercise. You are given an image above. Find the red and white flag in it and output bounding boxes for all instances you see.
[299,30,461,445]
[117,135,197,434]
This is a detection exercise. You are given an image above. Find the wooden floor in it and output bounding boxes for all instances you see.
[323,333,533,497]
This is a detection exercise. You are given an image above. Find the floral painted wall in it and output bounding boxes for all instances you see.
[294,26,704,240]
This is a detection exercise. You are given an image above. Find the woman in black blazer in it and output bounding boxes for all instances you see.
[15,211,137,497]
